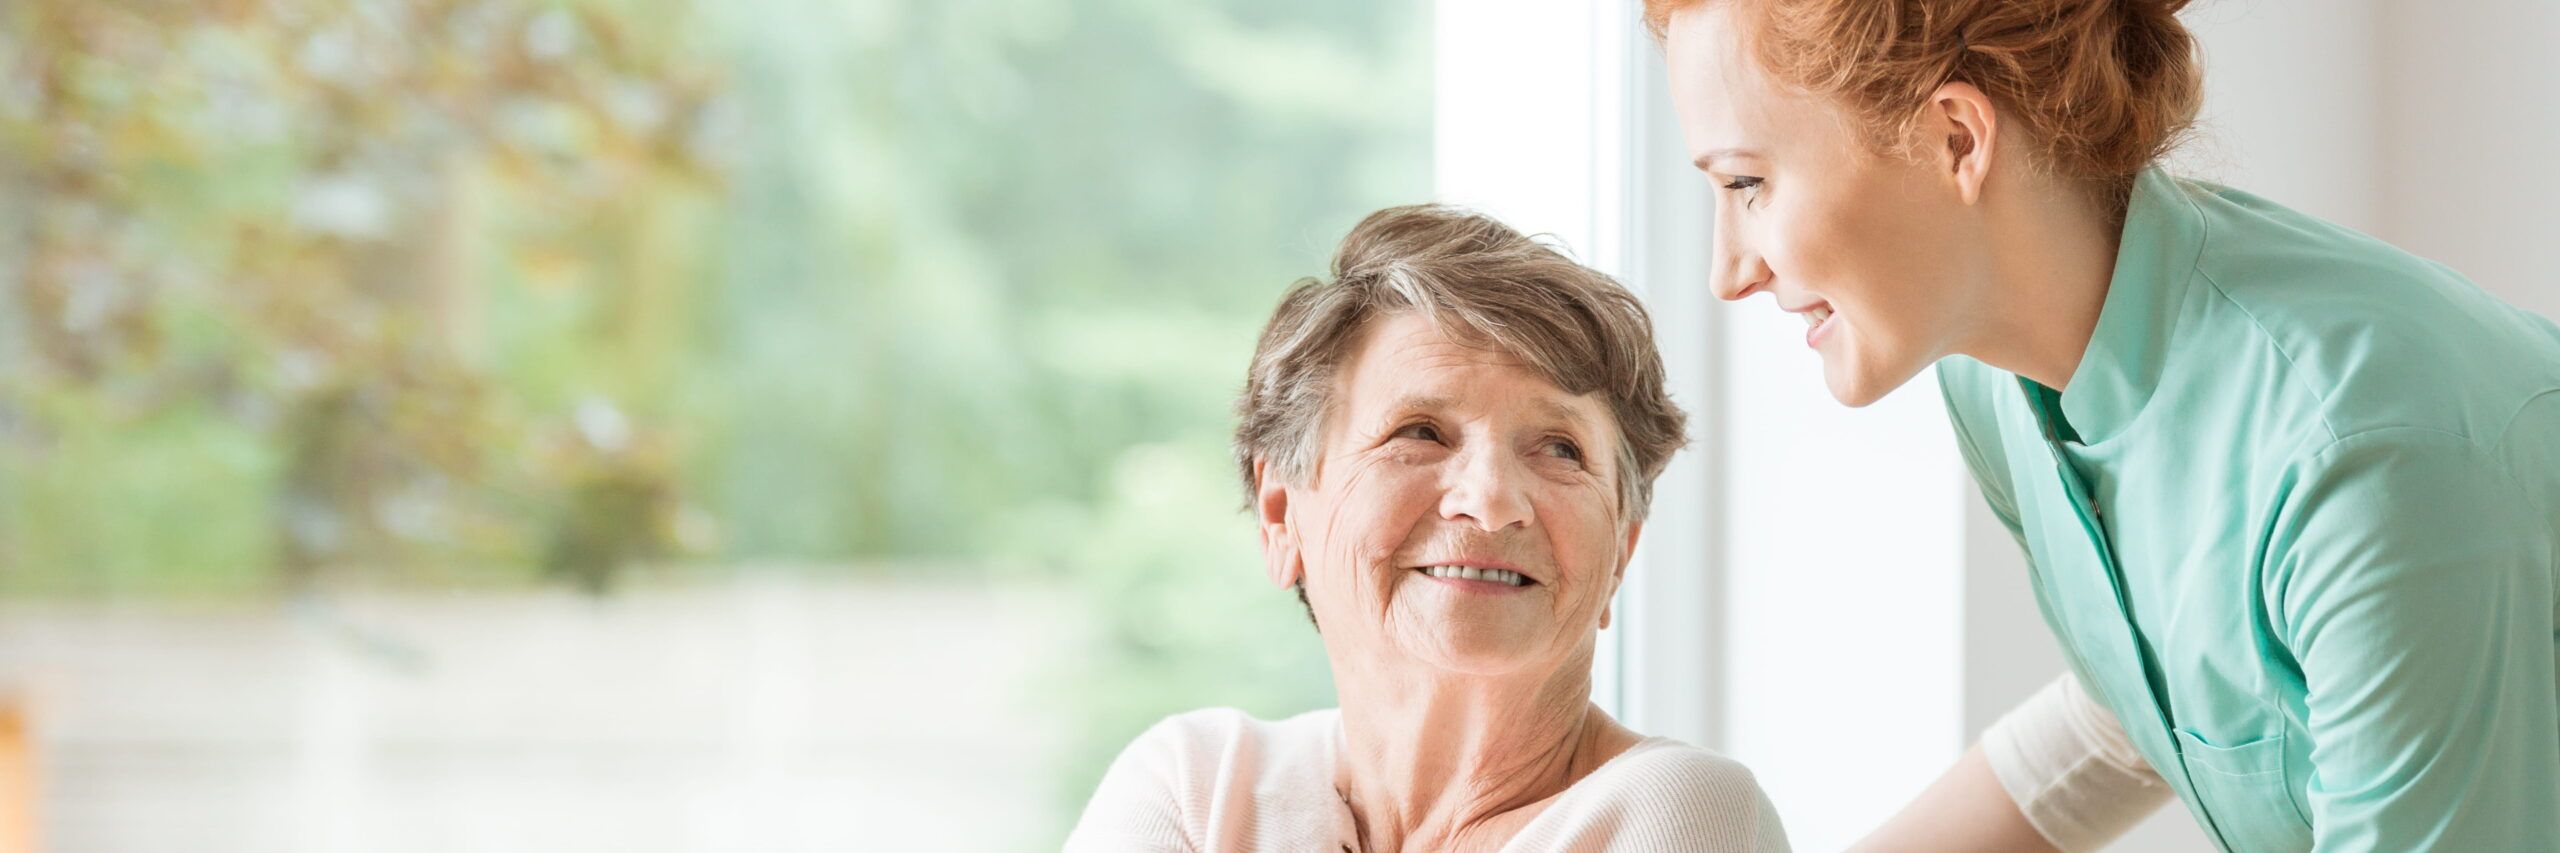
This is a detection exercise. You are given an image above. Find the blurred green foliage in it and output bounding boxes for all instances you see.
[0,0,725,593]
[1,0,1426,835]
[0,0,1426,586]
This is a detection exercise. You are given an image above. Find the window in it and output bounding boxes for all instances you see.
[0,0,1428,849]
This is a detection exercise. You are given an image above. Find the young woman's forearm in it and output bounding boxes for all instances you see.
[1845,743,2059,853]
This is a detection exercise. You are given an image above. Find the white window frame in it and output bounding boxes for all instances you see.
[1431,0,1717,743]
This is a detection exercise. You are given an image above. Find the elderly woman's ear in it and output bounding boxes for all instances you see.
[1252,458,1302,590]
[1600,520,1643,630]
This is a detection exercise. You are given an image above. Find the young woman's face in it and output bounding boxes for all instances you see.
[1661,5,1993,407]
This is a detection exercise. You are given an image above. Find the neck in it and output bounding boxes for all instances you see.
[1961,176,2124,392]
[1326,643,1636,853]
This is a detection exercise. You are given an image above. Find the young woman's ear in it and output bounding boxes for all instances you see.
[1253,458,1304,590]
[1925,81,2000,205]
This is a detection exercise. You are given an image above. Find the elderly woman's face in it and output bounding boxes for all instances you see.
[1272,313,1636,676]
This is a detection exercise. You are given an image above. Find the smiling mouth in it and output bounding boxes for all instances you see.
[1411,566,1535,587]
[1799,302,1840,349]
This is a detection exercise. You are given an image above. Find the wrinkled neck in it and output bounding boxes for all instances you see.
[1327,648,1636,852]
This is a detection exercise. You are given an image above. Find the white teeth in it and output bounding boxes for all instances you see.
[1804,306,1832,328]
[1418,566,1528,586]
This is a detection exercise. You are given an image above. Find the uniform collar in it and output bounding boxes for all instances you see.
[2055,168,2211,445]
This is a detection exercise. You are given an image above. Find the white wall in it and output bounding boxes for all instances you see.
[2166,0,2388,230]
[2170,0,2560,316]
[2375,0,2560,320]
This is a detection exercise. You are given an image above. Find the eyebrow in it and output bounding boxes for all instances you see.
[1385,394,1455,420]
[1528,397,1595,431]
[1692,147,1763,172]
[1386,393,1598,432]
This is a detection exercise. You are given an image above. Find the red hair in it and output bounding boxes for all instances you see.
[1647,0,2202,202]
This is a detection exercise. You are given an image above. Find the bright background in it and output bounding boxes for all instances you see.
[1,1,2553,852]
[0,0,1419,849]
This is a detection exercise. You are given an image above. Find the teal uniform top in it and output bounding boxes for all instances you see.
[1938,168,2560,851]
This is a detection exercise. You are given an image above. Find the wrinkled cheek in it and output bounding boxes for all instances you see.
[1540,493,1627,631]
[1379,597,1440,659]
[1569,562,1618,632]
[1311,469,1434,618]
[1323,535,1395,616]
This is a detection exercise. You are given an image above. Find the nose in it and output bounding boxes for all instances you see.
[1708,220,1772,303]
[1438,444,1534,533]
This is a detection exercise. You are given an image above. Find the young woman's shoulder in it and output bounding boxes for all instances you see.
[2182,177,2560,440]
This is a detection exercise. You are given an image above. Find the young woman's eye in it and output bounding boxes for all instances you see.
[1719,175,1764,206]
[1392,423,1443,443]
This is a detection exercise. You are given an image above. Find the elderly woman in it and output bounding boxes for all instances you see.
[1064,205,1788,852]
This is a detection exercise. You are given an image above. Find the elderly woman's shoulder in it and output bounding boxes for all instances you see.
[1064,707,1349,852]
[1600,738,1770,796]
[1083,706,1344,799]
[1120,706,1342,762]
[1525,739,1791,852]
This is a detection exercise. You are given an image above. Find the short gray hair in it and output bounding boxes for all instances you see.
[1233,204,1689,521]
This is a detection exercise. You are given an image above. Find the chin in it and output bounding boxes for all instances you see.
[1821,342,1927,409]
[1822,362,1891,408]
[1410,630,1548,677]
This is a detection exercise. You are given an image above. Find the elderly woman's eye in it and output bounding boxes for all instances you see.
[1393,423,1443,443]
[1542,438,1583,462]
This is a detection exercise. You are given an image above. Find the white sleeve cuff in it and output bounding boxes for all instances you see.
[1981,673,2176,852]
